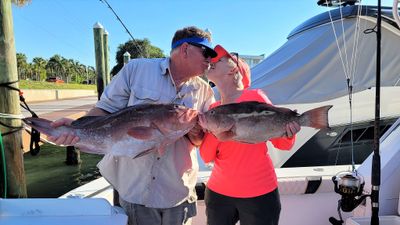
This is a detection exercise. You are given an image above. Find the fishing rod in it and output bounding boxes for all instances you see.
[317,1,383,224]
[370,0,382,223]
[99,0,145,58]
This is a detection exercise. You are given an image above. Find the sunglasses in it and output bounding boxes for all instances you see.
[188,43,212,58]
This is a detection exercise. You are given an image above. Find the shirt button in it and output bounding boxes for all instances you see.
[157,157,160,160]
[152,177,155,180]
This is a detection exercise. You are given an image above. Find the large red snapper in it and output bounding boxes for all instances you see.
[23,104,198,158]
[198,101,332,144]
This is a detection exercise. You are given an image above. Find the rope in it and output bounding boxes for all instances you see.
[349,4,363,84]
[326,3,350,80]
[0,112,25,119]
[0,81,25,136]
[0,80,41,155]
[325,1,366,171]
[338,1,351,75]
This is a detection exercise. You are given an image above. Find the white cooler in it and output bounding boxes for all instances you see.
[0,198,128,225]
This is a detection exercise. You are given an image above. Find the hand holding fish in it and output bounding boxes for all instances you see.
[285,121,301,138]
[47,118,80,146]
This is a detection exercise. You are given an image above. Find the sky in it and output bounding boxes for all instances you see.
[11,0,395,68]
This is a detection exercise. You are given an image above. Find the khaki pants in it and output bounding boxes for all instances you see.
[119,197,196,225]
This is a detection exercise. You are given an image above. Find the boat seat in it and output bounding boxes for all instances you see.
[345,192,400,225]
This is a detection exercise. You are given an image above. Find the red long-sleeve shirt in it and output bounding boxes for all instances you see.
[200,89,295,198]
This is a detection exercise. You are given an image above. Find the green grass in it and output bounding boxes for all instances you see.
[19,80,96,90]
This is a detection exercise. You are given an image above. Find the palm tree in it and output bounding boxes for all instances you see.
[74,61,86,84]
[16,53,28,79]
[46,54,64,79]
[32,57,47,81]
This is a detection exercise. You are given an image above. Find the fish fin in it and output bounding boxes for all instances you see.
[133,148,156,159]
[127,126,154,139]
[300,105,333,129]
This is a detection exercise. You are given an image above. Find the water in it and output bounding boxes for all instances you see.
[24,144,102,198]
[25,145,210,198]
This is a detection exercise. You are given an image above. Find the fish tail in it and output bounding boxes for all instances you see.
[22,117,58,136]
[299,105,332,129]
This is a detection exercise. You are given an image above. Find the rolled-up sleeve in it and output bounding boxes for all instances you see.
[269,136,296,151]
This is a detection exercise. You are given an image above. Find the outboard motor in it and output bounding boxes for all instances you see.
[329,171,369,225]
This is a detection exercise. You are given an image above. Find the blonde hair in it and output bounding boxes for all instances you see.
[227,58,244,89]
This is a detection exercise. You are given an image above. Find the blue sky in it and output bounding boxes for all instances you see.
[11,0,394,67]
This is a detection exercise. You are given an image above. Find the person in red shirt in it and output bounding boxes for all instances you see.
[199,45,301,225]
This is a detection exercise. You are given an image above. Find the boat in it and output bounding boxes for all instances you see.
[210,4,400,169]
[2,1,400,225]
[249,4,400,169]
[60,2,400,225]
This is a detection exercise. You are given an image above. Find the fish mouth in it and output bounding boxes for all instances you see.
[178,109,198,124]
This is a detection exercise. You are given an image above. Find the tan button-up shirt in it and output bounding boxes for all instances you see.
[96,58,214,208]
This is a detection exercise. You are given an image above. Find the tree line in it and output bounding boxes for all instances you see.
[16,53,96,84]
[16,38,166,84]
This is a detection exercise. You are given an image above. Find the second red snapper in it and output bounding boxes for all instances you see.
[198,101,332,144]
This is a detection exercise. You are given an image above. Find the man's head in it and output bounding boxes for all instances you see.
[170,26,217,79]
[171,26,217,58]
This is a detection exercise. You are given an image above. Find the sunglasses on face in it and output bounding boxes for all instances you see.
[188,43,212,59]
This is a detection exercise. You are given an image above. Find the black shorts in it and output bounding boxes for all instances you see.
[204,187,281,225]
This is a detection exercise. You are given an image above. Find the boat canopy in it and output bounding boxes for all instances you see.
[251,5,400,104]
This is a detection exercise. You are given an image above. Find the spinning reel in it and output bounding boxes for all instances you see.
[329,171,369,225]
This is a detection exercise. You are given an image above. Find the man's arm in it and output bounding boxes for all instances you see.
[48,107,109,146]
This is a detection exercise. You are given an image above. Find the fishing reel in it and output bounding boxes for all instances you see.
[329,171,369,225]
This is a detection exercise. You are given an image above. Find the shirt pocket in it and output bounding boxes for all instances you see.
[130,87,161,105]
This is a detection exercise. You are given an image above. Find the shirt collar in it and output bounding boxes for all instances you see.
[160,57,170,76]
